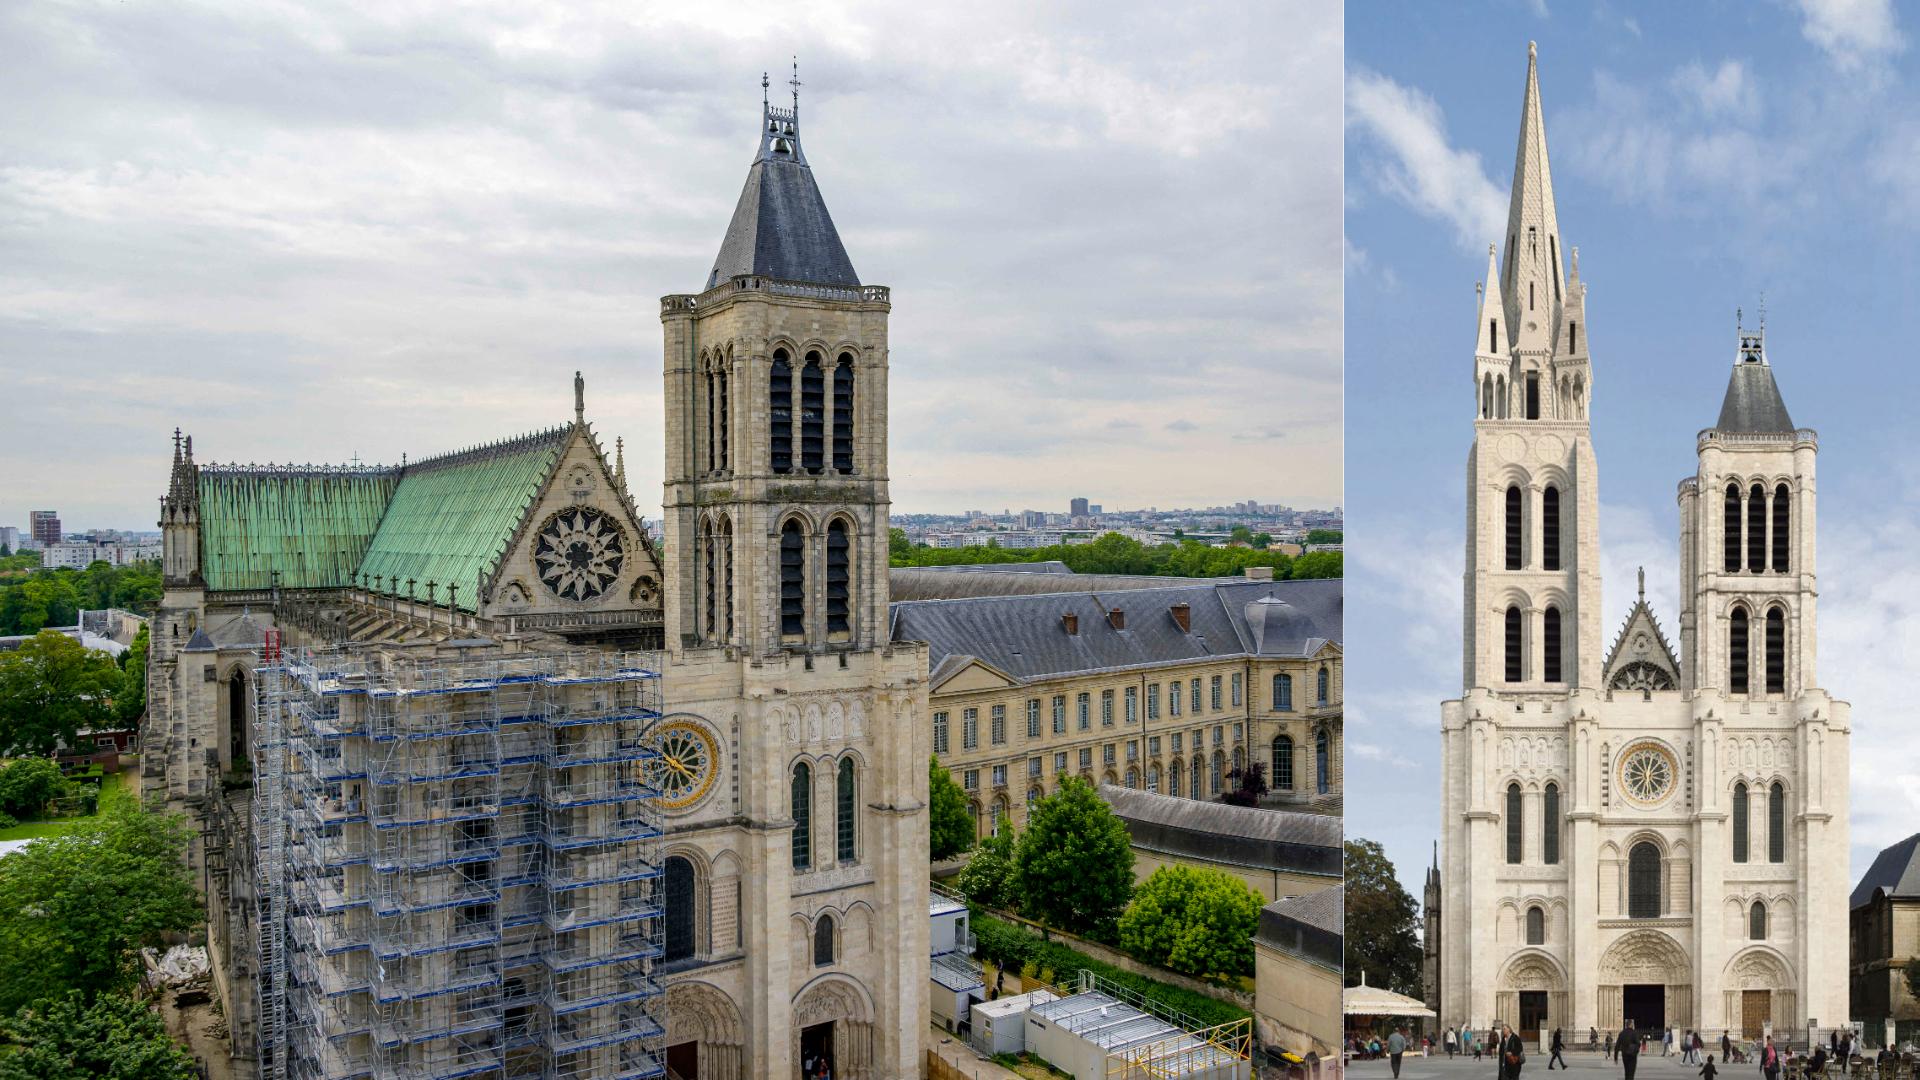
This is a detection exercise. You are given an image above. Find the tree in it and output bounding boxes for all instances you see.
[1221,761,1268,807]
[1289,551,1342,580]
[1344,838,1422,994]
[1305,529,1343,545]
[955,814,1016,910]
[0,992,197,1080]
[1117,865,1264,978]
[0,631,123,757]
[0,791,202,1012]
[1905,956,1920,1005]
[929,757,974,861]
[116,623,149,725]
[1012,777,1134,937]
[1229,525,1254,545]
[1252,532,1273,550]
[0,758,68,819]
[889,527,913,565]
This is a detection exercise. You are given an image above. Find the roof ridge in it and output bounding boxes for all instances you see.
[404,424,571,473]
[888,575,1329,608]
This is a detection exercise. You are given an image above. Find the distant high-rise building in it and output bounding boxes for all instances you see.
[29,510,60,547]
[1088,504,1102,515]
[1070,497,1089,517]
[0,526,18,552]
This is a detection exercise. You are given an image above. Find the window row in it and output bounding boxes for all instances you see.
[1727,604,1788,695]
[1269,730,1335,795]
[1503,483,1563,572]
[1270,667,1334,711]
[1504,782,1562,865]
[769,348,856,476]
[791,757,859,872]
[1730,781,1788,864]
[1503,605,1567,684]
[1722,482,1791,574]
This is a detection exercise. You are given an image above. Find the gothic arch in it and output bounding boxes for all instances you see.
[1495,950,1569,1032]
[661,843,713,960]
[791,972,879,1079]
[1597,929,1689,985]
[774,508,820,535]
[665,981,746,1080]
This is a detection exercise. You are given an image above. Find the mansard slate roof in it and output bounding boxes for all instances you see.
[890,566,1253,602]
[197,466,398,591]
[889,577,1341,684]
[1850,832,1920,909]
[1715,358,1795,433]
[707,106,859,288]
[193,425,574,610]
[356,428,571,611]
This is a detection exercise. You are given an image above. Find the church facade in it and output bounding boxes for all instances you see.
[1435,46,1849,1042]
[143,84,928,1080]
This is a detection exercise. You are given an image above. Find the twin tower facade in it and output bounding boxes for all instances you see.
[1436,45,1849,1040]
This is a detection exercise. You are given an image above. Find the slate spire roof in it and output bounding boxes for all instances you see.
[706,76,859,289]
[1714,323,1795,433]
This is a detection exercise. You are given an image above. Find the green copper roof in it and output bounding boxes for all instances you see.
[198,467,399,591]
[354,428,571,611]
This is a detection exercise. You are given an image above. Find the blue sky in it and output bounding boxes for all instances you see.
[1345,0,1920,898]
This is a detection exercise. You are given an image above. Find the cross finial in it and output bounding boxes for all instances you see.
[762,71,770,109]
[790,57,800,115]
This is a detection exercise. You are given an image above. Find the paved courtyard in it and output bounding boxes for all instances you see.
[1345,1049,1759,1080]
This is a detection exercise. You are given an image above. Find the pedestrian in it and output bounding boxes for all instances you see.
[1702,1054,1718,1080]
[1761,1035,1780,1080]
[1665,1028,1674,1058]
[1503,1023,1527,1080]
[1549,1028,1567,1071]
[1390,1026,1409,1079]
[1696,1032,1706,1064]
[1591,1027,1599,1052]
[1618,1022,1641,1080]
[1722,1032,1732,1063]
[1449,1027,1460,1059]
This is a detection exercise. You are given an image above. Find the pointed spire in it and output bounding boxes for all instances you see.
[706,66,858,289]
[615,436,626,485]
[1476,243,1506,355]
[172,428,183,465]
[1501,41,1565,351]
[1716,313,1794,432]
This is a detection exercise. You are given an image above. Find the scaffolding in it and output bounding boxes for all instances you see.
[256,646,667,1080]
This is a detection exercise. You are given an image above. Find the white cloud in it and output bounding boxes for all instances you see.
[1346,68,1506,252]
[1672,59,1760,122]
[1794,0,1905,73]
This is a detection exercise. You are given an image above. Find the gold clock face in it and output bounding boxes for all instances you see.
[1619,742,1676,806]
[650,721,718,810]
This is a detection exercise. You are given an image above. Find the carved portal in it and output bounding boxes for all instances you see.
[664,980,745,1080]
[790,976,876,1080]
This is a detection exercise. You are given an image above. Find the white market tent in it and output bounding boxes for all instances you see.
[1343,972,1436,1020]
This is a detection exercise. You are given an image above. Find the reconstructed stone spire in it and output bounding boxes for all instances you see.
[1501,41,1566,353]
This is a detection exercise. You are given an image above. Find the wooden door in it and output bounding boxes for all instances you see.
[1741,991,1770,1040]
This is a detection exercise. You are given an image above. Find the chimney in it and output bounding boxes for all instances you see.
[1170,603,1191,633]
[1062,613,1079,635]
[1243,566,1275,582]
[1107,608,1126,631]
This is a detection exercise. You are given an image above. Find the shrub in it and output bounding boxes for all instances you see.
[970,913,1250,1029]
[0,758,67,819]
[1117,865,1262,978]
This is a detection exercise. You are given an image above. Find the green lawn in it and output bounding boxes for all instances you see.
[0,771,126,842]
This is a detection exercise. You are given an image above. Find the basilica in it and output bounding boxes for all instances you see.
[1431,46,1850,1042]
[143,84,927,1079]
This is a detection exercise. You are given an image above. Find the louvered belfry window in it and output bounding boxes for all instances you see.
[1772,483,1790,571]
[1729,606,1750,693]
[779,521,805,638]
[832,353,855,473]
[825,521,851,636]
[1765,607,1785,693]
[1506,486,1524,570]
[800,352,825,473]
[1505,606,1524,683]
[770,350,793,473]
[1724,483,1742,572]
[1747,482,1766,572]
[1543,607,1563,683]
[1542,485,1561,571]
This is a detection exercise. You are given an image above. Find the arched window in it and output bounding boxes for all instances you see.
[1771,482,1790,572]
[1497,375,1507,419]
[1768,782,1785,863]
[704,362,718,472]
[1729,606,1750,693]
[1543,606,1563,683]
[1749,900,1767,940]
[663,856,696,963]
[836,758,856,864]
[1764,606,1785,694]
[1482,373,1494,419]
[779,520,805,639]
[814,913,835,966]
[832,353,855,473]
[1316,666,1330,705]
[1542,485,1561,571]
[1542,782,1560,865]
[716,360,730,471]
[790,762,812,871]
[1505,783,1524,864]
[1315,728,1331,795]
[826,520,851,638]
[1525,371,1540,419]
[1125,767,1138,789]
[1210,753,1223,796]
[1273,674,1293,711]
[1191,758,1202,801]
[1169,760,1183,798]
[1747,482,1766,572]
[770,349,793,473]
[1505,485,1524,570]
[1505,606,1524,683]
[1147,764,1160,793]
[1724,482,1742,573]
[1525,905,1545,945]
[702,518,718,639]
[228,670,248,767]
[720,518,734,639]
[1732,782,1750,863]
[1627,841,1662,918]
[800,352,825,473]
[1272,736,1294,791]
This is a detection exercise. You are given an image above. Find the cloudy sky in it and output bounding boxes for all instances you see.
[1346,0,1920,897]
[0,1,1343,533]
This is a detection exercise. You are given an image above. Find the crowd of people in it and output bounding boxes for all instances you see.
[1349,1022,1910,1080]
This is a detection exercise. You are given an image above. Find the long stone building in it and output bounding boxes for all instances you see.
[143,83,930,1080]
[1433,44,1849,1043]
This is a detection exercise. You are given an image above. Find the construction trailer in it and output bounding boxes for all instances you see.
[1023,974,1251,1080]
[967,988,1058,1058]
[252,643,668,1080]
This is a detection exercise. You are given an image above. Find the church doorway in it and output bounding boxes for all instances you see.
[1740,991,1770,1040]
[799,1021,834,1080]
[666,1041,699,1079]
[1622,985,1665,1033]
[1518,992,1549,1043]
